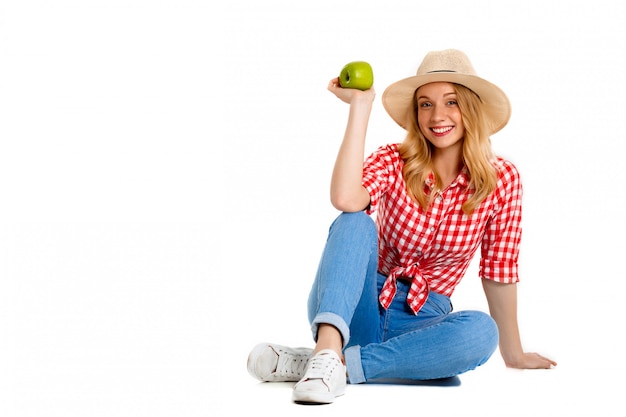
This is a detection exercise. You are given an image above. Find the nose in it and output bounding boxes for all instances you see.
[431,104,446,121]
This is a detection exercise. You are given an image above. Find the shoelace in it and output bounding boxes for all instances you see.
[302,353,339,381]
[275,350,309,378]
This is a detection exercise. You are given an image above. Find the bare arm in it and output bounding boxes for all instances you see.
[327,77,374,212]
[482,279,557,369]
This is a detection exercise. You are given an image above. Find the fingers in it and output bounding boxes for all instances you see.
[507,352,557,370]
[327,77,376,106]
[538,353,557,368]
[531,353,557,369]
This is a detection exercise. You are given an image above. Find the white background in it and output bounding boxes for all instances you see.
[1,0,624,416]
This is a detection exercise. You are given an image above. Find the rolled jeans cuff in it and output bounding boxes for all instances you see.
[344,345,365,384]
[310,312,350,348]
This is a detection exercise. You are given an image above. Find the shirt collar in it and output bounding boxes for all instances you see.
[425,167,470,190]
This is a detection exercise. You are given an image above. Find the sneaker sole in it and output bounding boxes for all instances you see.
[292,388,345,404]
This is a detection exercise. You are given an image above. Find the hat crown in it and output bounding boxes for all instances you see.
[416,49,477,77]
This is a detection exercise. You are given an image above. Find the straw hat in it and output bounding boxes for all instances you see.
[382,49,511,134]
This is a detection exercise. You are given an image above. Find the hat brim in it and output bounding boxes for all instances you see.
[382,72,511,135]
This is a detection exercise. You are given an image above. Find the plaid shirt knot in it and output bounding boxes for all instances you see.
[378,263,430,315]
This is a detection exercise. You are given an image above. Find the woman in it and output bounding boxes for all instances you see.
[247,49,556,405]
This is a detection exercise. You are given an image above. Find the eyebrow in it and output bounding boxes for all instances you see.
[416,91,457,101]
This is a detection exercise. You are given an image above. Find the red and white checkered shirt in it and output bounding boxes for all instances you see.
[362,144,522,314]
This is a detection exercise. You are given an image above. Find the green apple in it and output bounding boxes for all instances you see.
[339,61,373,90]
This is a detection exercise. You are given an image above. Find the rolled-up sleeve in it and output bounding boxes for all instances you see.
[479,160,523,283]
[362,144,398,215]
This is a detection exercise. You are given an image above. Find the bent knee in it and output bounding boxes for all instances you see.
[464,310,499,355]
[332,211,376,237]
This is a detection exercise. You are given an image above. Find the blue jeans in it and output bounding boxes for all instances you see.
[307,212,499,384]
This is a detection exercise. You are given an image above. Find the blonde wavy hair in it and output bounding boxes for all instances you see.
[398,83,498,214]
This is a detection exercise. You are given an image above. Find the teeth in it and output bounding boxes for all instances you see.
[432,127,452,134]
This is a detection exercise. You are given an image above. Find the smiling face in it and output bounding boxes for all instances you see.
[415,82,465,153]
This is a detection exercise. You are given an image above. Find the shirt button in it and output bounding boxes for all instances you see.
[437,195,443,201]
[417,251,423,256]
[429,227,435,232]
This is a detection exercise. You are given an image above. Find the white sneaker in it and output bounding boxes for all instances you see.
[292,349,346,404]
[247,343,313,382]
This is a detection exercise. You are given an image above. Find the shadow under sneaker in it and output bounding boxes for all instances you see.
[292,349,346,404]
[247,343,313,382]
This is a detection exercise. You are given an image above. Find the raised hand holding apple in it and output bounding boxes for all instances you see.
[338,61,373,90]
[328,76,376,106]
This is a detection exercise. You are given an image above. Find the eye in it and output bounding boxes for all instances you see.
[419,101,432,108]
[447,100,458,106]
